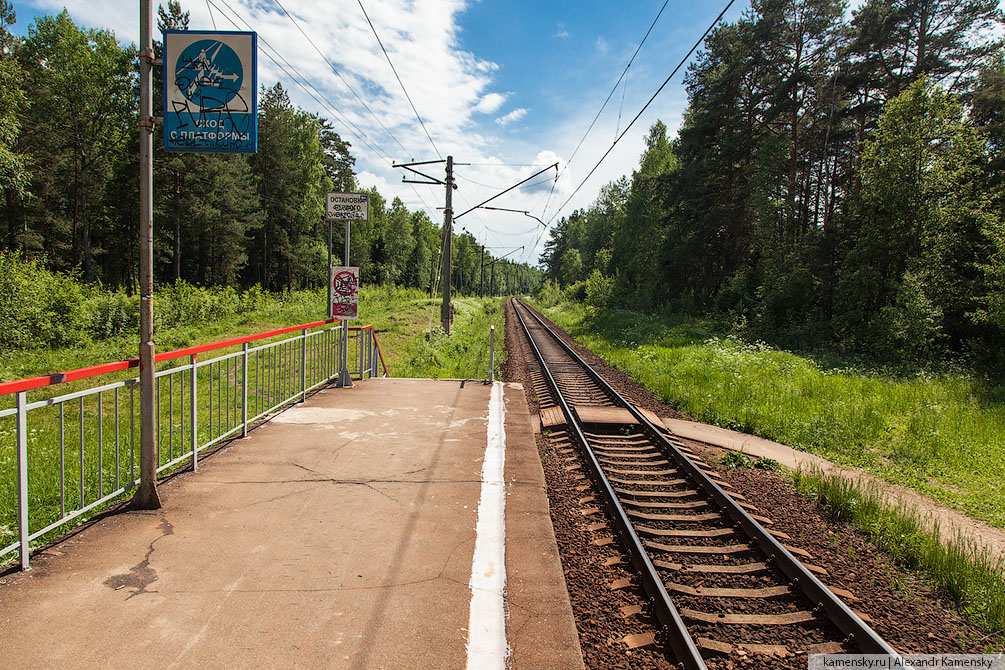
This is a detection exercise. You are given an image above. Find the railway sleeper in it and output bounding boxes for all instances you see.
[696,636,793,658]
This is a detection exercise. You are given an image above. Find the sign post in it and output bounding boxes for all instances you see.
[326,192,369,388]
[132,25,258,511]
[132,0,160,510]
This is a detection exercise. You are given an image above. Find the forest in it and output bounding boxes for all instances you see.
[0,1,540,305]
[541,0,1005,367]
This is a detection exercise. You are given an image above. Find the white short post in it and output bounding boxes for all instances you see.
[489,325,495,383]
[301,329,308,402]
[16,391,29,570]
[241,343,249,436]
[190,354,198,469]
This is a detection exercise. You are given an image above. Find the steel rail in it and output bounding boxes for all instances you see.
[515,299,905,661]
[512,299,707,670]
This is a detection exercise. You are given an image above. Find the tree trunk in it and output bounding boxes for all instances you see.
[262,222,269,291]
[5,188,18,252]
[198,228,208,284]
[173,173,181,282]
[72,154,79,266]
[80,164,94,282]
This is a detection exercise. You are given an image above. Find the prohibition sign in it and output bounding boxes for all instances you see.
[334,271,357,296]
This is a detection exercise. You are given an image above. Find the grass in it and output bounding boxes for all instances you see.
[534,302,1005,530]
[392,296,505,379]
[1,282,505,566]
[793,468,1005,639]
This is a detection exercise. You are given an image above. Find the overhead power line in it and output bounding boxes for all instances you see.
[456,172,557,191]
[541,0,672,220]
[272,0,414,159]
[357,0,441,158]
[210,0,391,163]
[208,0,440,217]
[546,0,736,226]
[454,163,558,221]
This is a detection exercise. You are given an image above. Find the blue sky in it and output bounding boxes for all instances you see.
[7,0,1001,265]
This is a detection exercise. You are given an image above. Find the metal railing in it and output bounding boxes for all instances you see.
[0,320,388,570]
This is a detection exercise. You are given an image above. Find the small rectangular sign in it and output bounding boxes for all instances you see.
[326,192,369,221]
[163,30,258,152]
[330,266,360,320]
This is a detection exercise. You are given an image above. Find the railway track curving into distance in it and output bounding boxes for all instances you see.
[511,298,905,669]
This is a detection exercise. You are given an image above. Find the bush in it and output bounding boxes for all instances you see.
[564,280,587,303]
[155,281,242,330]
[87,291,139,339]
[584,269,614,310]
[720,451,753,469]
[0,251,90,351]
[535,279,563,307]
[873,271,944,361]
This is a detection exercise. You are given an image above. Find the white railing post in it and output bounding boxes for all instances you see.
[190,354,198,471]
[301,329,308,402]
[371,331,379,378]
[329,326,336,380]
[489,325,495,383]
[358,329,364,379]
[242,343,249,436]
[365,331,373,379]
[16,391,29,570]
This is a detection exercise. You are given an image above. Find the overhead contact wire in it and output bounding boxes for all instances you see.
[208,0,439,219]
[540,0,671,220]
[546,0,736,226]
[357,0,442,158]
[272,0,414,159]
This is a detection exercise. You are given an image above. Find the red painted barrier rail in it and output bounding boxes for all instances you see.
[0,319,388,397]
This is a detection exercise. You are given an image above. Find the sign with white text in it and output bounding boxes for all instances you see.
[330,266,359,319]
[326,192,369,221]
[163,30,257,152]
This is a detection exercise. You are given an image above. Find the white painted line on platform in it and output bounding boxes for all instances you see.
[465,381,508,670]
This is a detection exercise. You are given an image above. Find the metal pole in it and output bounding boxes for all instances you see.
[16,391,29,570]
[480,247,485,298]
[336,219,353,388]
[132,0,160,509]
[440,155,454,334]
[327,218,332,319]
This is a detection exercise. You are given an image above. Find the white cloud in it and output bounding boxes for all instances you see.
[595,36,609,54]
[495,108,527,126]
[553,22,569,39]
[475,92,506,114]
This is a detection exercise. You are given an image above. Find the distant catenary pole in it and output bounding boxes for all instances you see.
[440,156,454,333]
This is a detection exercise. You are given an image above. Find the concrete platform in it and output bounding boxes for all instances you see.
[0,378,583,669]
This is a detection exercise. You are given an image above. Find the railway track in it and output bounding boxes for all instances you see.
[511,298,904,669]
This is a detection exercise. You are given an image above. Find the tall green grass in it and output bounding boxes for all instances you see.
[537,302,1005,529]
[793,469,1005,638]
[393,296,506,380]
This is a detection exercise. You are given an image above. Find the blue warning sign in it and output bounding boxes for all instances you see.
[163,31,257,153]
